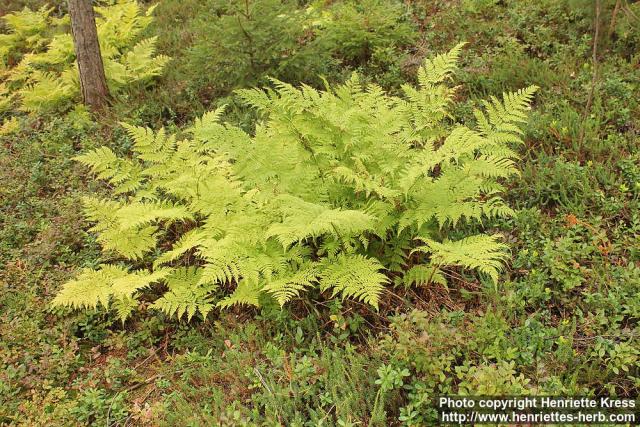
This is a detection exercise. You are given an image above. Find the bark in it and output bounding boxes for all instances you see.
[68,0,109,110]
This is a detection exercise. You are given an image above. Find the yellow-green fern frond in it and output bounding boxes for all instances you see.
[475,86,538,140]
[30,34,75,65]
[18,70,76,112]
[112,295,139,323]
[95,1,153,53]
[121,123,176,163]
[235,87,273,113]
[151,268,215,320]
[320,254,388,309]
[0,83,12,113]
[417,42,466,87]
[82,198,158,259]
[154,228,208,268]
[413,235,509,283]
[217,279,262,309]
[122,37,170,82]
[111,268,173,297]
[403,265,447,288]
[0,117,20,135]
[2,6,52,51]
[116,201,193,229]
[75,146,144,193]
[52,265,130,310]
[190,106,228,141]
[266,196,375,248]
[101,225,158,259]
[263,263,320,306]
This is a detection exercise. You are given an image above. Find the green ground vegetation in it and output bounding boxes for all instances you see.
[1,0,639,425]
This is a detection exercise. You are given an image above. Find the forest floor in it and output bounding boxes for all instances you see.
[1,0,639,425]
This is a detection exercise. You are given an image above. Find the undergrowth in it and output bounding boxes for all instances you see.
[0,0,639,425]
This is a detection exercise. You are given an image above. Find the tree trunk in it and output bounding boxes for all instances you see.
[68,0,109,110]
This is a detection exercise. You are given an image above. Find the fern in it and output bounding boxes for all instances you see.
[0,116,20,135]
[112,295,139,324]
[82,197,158,259]
[17,69,77,112]
[0,83,12,113]
[263,262,320,306]
[121,37,170,82]
[0,6,54,66]
[0,1,169,114]
[265,196,375,248]
[54,44,536,321]
[320,254,388,310]
[153,229,207,268]
[52,265,130,310]
[413,235,509,283]
[115,202,193,230]
[217,280,262,309]
[75,147,144,193]
[110,268,173,297]
[150,268,215,321]
[403,265,447,288]
[418,41,466,87]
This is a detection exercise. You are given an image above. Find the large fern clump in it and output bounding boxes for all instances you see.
[0,1,169,114]
[53,44,537,321]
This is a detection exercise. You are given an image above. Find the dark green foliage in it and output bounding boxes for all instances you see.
[141,0,417,123]
[316,0,416,66]
[185,0,336,96]
[1,0,640,425]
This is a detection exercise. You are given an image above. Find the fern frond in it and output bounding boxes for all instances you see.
[122,37,170,81]
[95,1,152,52]
[121,123,176,163]
[82,198,159,259]
[320,254,388,309]
[102,225,159,259]
[75,146,119,171]
[464,155,518,178]
[413,235,508,283]
[75,146,144,193]
[190,106,227,142]
[217,279,262,309]
[236,87,273,113]
[475,86,538,140]
[402,264,447,287]
[0,117,21,135]
[2,6,52,50]
[263,262,320,306]
[115,201,193,229]
[111,268,172,297]
[330,166,400,200]
[17,70,76,112]
[266,196,375,248]
[52,265,129,310]
[417,42,466,87]
[112,295,139,324]
[30,34,74,65]
[0,83,13,113]
[151,267,215,320]
[154,228,207,267]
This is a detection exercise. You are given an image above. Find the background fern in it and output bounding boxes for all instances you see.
[0,1,169,115]
[53,44,536,320]
[3,0,638,422]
